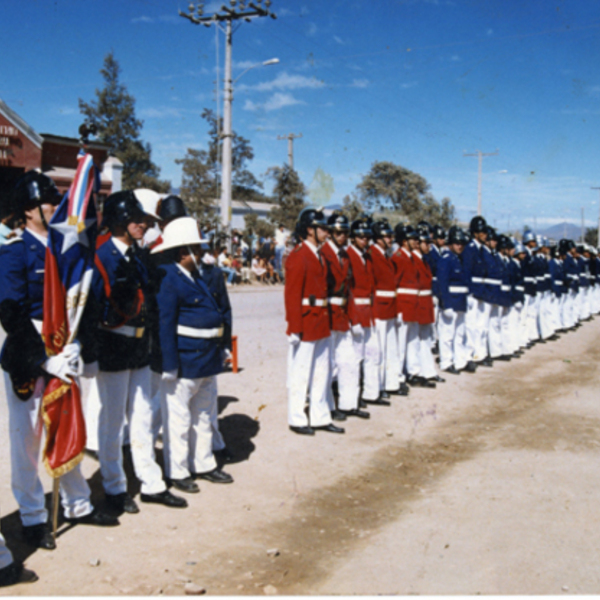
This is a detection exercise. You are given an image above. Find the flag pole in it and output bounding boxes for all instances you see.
[52,477,60,539]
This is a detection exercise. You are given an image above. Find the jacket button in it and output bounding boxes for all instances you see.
[194,298,199,303]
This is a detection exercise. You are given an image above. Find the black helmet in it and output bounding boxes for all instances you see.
[102,190,146,231]
[416,223,432,242]
[12,171,62,216]
[395,223,417,245]
[158,195,187,222]
[297,207,327,239]
[470,215,488,234]
[558,238,574,255]
[371,219,394,240]
[350,218,372,239]
[327,212,350,232]
[497,234,513,250]
[486,226,498,242]
[447,226,469,245]
[432,224,446,240]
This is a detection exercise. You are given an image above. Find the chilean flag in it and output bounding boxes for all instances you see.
[41,151,99,477]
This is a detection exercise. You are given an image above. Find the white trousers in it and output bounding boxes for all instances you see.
[96,366,166,496]
[395,318,408,383]
[287,337,332,427]
[466,296,491,361]
[352,326,381,401]
[160,375,218,479]
[406,322,437,378]
[524,294,539,342]
[488,304,503,358]
[329,330,360,411]
[566,289,578,328]
[538,291,554,339]
[375,318,400,392]
[499,305,511,356]
[507,303,523,353]
[4,373,93,525]
[438,309,469,371]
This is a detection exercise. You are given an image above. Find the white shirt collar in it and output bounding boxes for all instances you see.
[112,237,133,258]
[176,262,195,281]
[303,239,320,258]
[25,227,48,247]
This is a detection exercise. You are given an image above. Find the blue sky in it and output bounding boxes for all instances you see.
[2,0,600,232]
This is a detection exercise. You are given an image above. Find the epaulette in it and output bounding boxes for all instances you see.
[3,236,24,246]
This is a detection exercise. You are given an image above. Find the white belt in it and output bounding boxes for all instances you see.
[101,324,145,338]
[516,285,525,292]
[449,286,468,294]
[375,290,396,298]
[472,277,485,283]
[177,325,224,339]
[524,277,536,282]
[328,297,347,306]
[301,298,328,307]
[484,278,501,285]
[31,319,43,334]
[353,298,371,306]
[554,280,563,285]
[418,290,432,296]
[501,285,511,291]
[396,288,418,295]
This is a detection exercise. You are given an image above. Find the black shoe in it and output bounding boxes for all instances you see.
[463,361,478,373]
[214,447,234,463]
[429,375,445,383]
[444,365,461,375]
[22,523,55,550]
[431,342,439,355]
[494,354,511,361]
[511,352,522,359]
[314,424,345,434]
[408,375,436,388]
[105,492,139,515]
[141,490,188,508]
[66,509,120,526]
[362,397,391,406]
[548,334,560,341]
[196,468,234,484]
[537,338,547,344]
[331,409,347,422]
[0,562,38,587]
[379,391,391,399]
[170,477,200,493]
[358,399,367,408]
[478,357,494,367]
[398,382,410,395]
[340,408,370,419]
[289,425,315,436]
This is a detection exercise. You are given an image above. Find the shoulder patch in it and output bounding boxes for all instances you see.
[4,236,24,246]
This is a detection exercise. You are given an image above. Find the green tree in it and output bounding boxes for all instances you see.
[585,227,598,247]
[356,161,455,227]
[267,165,307,231]
[243,212,275,240]
[79,52,169,192]
[340,192,364,222]
[308,167,335,207]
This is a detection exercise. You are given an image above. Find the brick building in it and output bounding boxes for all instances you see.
[0,99,122,218]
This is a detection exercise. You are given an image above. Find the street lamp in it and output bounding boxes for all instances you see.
[221,56,279,242]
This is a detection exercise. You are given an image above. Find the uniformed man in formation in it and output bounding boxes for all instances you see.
[0,173,234,587]
[284,210,599,435]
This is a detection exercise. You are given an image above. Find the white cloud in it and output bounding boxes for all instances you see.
[132,16,153,23]
[486,28,494,36]
[58,106,77,116]
[451,55,460,61]
[238,71,325,92]
[244,93,304,112]
[401,81,418,89]
[307,22,318,37]
[351,79,369,88]
[140,107,183,118]
[334,35,345,45]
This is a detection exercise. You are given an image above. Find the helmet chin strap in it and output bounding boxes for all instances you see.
[187,245,200,271]
[38,205,49,231]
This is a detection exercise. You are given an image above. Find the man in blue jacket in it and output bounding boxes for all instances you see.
[153,217,233,492]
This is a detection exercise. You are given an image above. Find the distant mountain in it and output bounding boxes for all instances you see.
[538,222,583,241]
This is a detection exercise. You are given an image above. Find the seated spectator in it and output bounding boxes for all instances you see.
[251,256,267,283]
[218,249,238,285]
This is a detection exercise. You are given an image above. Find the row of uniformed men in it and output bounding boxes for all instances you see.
[284,209,597,435]
[0,172,232,586]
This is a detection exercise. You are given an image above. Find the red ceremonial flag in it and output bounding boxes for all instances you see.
[41,151,99,477]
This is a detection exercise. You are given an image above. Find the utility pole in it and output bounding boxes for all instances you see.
[277,133,302,170]
[463,149,498,216]
[581,207,585,243]
[179,1,276,240]
[591,187,600,246]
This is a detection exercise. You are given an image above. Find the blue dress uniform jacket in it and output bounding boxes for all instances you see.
[0,231,48,397]
[564,254,580,292]
[198,263,232,352]
[425,245,441,298]
[437,251,469,312]
[535,255,550,293]
[521,250,538,295]
[482,246,502,305]
[509,258,525,304]
[89,238,151,372]
[498,255,512,307]
[578,256,590,289]
[549,258,565,297]
[461,240,487,300]
[156,263,224,380]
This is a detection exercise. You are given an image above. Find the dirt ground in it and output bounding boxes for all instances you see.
[2,286,600,595]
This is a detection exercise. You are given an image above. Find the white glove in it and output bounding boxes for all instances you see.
[162,370,178,382]
[395,315,404,326]
[83,361,99,378]
[351,323,363,336]
[61,341,81,362]
[288,333,301,346]
[43,353,77,383]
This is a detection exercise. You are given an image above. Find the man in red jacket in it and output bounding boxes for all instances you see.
[321,213,369,419]
[369,219,402,399]
[285,208,344,436]
[347,218,383,405]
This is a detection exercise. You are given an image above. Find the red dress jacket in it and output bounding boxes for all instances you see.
[413,250,435,325]
[391,247,419,323]
[321,240,351,333]
[347,244,375,328]
[369,244,398,321]
[284,242,330,342]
